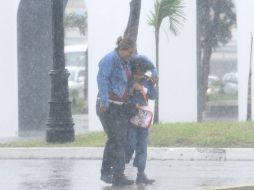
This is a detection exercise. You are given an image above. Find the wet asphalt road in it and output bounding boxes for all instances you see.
[1,159,254,190]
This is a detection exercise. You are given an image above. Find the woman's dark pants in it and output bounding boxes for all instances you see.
[96,101,128,177]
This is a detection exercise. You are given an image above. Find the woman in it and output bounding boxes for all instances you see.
[96,36,136,186]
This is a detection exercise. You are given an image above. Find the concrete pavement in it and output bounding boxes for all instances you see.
[1,159,254,190]
[1,147,254,189]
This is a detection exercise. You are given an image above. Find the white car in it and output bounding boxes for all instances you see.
[65,44,87,99]
[222,72,238,84]
[222,72,238,95]
[67,66,85,98]
[207,75,221,95]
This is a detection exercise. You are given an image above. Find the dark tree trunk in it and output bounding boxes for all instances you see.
[196,0,203,121]
[198,0,213,119]
[124,0,141,43]
[202,44,212,109]
[202,5,220,112]
[84,50,88,113]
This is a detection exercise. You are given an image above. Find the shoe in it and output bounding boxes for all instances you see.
[112,174,134,186]
[136,173,155,184]
[101,167,113,184]
[101,173,113,184]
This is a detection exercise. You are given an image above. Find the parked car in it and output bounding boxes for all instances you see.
[67,66,85,98]
[222,72,238,95]
[222,72,238,84]
[65,43,87,99]
[207,75,221,95]
[65,44,88,114]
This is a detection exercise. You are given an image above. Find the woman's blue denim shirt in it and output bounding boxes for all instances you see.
[97,50,131,108]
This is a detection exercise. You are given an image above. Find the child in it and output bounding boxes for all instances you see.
[125,56,157,184]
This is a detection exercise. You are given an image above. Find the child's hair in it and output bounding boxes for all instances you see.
[132,55,150,74]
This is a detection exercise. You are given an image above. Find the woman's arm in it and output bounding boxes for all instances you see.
[97,54,114,108]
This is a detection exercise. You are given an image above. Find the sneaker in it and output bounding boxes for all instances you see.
[101,173,113,184]
[101,168,113,184]
[136,173,155,184]
[112,174,134,186]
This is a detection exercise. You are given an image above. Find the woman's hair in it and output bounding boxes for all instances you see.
[116,36,136,51]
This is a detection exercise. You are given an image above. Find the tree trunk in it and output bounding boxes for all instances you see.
[200,0,212,117]
[124,0,141,43]
[202,44,212,110]
[196,0,203,121]
[154,30,159,123]
[84,50,88,108]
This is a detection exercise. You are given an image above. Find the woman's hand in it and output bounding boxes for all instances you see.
[99,106,108,113]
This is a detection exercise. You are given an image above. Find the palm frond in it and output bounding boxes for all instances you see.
[148,0,186,35]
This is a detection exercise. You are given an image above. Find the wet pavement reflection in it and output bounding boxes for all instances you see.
[1,159,254,190]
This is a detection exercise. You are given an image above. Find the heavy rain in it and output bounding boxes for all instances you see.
[0,0,254,189]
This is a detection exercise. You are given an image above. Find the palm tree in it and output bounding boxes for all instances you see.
[124,0,142,43]
[148,0,185,123]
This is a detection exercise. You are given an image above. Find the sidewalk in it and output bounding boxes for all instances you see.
[1,159,254,190]
[0,147,254,160]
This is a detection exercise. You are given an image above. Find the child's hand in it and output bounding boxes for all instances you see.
[148,76,158,84]
[136,104,142,109]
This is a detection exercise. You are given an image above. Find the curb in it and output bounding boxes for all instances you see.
[148,147,254,161]
[197,184,254,190]
[0,147,254,160]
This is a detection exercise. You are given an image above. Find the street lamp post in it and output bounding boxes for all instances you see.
[46,0,75,143]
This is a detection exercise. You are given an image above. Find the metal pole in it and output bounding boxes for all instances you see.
[247,32,253,121]
[46,0,75,143]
